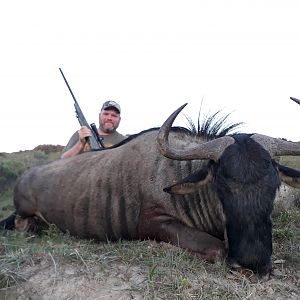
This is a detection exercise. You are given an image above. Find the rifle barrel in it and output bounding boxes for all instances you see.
[59,68,103,150]
[59,68,78,104]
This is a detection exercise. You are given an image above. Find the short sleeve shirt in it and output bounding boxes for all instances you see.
[62,130,126,154]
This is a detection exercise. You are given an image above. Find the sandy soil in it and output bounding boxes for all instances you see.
[1,250,299,300]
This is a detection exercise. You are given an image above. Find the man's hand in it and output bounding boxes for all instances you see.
[61,126,93,159]
[78,126,92,144]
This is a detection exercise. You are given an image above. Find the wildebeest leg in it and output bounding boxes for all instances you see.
[13,212,50,233]
[139,218,226,263]
[15,215,38,232]
[14,189,50,231]
[0,211,38,232]
[0,212,17,230]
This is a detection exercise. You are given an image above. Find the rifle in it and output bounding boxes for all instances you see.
[59,68,105,149]
[290,97,300,106]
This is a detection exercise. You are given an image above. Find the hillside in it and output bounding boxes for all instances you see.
[0,145,63,218]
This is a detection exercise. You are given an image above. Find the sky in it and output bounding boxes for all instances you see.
[1,0,300,153]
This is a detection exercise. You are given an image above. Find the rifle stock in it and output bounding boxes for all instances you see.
[59,68,104,150]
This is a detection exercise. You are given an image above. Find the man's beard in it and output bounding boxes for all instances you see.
[101,124,115,134]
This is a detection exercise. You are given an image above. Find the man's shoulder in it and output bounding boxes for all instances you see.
[62,131,80,153]
[114,131,126,140]
[102,131,126,147]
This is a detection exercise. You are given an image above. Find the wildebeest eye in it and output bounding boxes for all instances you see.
[164,168,212,195]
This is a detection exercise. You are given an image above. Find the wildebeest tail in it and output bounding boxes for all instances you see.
[0,211,16,230]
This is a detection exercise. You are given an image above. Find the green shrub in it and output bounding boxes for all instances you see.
[0,148,62,219]
[0,160,25,179]
[33,150,48,161]
[0,160,26,195]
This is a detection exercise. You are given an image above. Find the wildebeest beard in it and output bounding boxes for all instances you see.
[214,134,280,274]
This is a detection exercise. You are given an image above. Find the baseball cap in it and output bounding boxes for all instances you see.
[101,101,121,114]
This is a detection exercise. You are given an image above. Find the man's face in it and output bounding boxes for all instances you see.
[99,109,121,133]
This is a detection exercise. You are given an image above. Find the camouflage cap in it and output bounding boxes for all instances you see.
[101,101,121,114]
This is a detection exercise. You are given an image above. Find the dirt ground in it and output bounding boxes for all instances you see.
[1,249,299,300]
[3,257,147,300]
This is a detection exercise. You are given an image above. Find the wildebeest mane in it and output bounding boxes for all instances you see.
[185,110,244,140]
[109,128,160,148]
[105,127,191,150]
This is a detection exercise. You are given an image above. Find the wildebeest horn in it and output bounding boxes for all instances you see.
[290,97,300,105]
[251,134,300,157]
[157,104,235,161]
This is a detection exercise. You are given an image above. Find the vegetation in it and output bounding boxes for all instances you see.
[0,146,62,219]
[280,156,300,171]
[0,145,299,299]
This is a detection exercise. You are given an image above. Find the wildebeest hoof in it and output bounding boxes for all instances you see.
[15,216,37,233]
[228,262,271,282]
[199,248,226,263]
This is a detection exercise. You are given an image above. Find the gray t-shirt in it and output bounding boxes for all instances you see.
[62,130,126,154]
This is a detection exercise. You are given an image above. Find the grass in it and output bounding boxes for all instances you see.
[0,203,299,299]
[0,190,14,216]
[0,230,258,299]
[272,206,300,266]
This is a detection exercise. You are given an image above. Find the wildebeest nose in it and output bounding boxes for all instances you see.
[227,259,272,280]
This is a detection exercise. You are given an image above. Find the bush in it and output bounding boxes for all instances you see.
[0,146,62,219]
[33,144,64,154]
[0,160,26,194]
[33,150,48,161]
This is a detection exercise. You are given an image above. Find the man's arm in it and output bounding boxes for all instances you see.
[61,126,91,158]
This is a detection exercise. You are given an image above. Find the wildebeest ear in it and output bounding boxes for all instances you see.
[163,167,213,195]
[278,164,300,189]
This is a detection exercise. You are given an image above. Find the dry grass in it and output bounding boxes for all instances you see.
[0,205,299,300]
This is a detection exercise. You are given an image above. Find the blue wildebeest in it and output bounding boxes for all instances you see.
[1,104,300,276]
